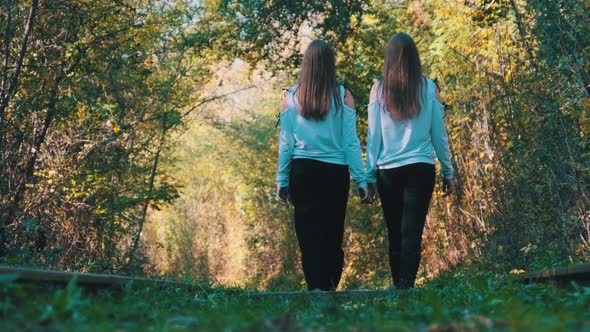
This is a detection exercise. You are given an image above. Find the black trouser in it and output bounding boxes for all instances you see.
[289,158,350,291]
[377,162,435,289]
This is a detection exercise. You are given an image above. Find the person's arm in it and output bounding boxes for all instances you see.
[276,95,294,190]
[343,90,367,189]
[366,82,383,184]
[343,90,370,203]
[431,87,454,196]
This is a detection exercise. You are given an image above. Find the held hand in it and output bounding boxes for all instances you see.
[368,182,379,203]
[358,186,371,204]
[276,186,290,206]
[442,178,454,197]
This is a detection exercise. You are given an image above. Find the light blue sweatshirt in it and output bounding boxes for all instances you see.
[366,78,454,183]
[276,85,367,189]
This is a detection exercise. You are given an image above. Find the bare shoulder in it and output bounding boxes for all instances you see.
[369,81,380,103]
[281,90,289,110]
[434,84,443,103]
[427,78,443,103]
[344,89,355,109]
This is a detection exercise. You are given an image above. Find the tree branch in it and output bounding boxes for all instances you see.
[179,85,257,120]
[1,8,12,95]
[126,113,168,268]
[4,0,38,106]
[509,0,537,69]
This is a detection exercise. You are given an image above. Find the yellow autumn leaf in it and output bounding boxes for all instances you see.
[579,117,590,135]
[505,68,512,82]
[473,10,484,19]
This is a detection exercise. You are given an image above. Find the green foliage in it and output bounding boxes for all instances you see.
[212,0,365,72]
[0,0,217,271]
[142,0,590,289]
[2,0,589,291]
[142,63,300,287]
[1,271,590,331]
[41,277,87,323]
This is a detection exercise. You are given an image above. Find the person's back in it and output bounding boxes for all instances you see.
[366,78,453,182]
[279,84,365,172]
[275,39,368,291]
[365,32,454,290]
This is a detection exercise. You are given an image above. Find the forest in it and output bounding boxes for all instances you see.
[1,0,590,330]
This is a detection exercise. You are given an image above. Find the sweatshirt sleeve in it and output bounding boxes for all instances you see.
[431,99,454,179]
[275,110,294,187]
[365,101,383,183]
[342,106,367,189]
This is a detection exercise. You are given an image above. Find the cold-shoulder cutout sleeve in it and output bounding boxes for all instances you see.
[281,90,289,110]
[344,89,355,109]
[435,87,443,104]
[369,82,380,104]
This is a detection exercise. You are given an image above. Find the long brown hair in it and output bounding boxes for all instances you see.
[296,40,342,120]
[380,32,425,121]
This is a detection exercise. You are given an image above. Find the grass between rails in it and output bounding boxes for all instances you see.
[1,270,590,331]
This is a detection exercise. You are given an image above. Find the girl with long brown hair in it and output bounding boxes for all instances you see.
[276,39,370,291]
[366,32,454,289]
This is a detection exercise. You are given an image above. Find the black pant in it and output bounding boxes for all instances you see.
[289,158,350,291]
[377,163,435,289]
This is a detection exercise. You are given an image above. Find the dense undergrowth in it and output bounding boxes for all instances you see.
[1,0,589,292]
[2,269,589,331]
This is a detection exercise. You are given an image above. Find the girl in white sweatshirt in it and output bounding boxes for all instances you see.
[366,33,454,289]
[276,40,369,291]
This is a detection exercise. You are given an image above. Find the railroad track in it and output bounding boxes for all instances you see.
[0,265,395,300]
[0,265,191,288]
[2,263,589,300]
[513,262,590,287]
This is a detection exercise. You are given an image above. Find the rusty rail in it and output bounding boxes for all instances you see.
[513,262,590,286]
[3,262,589,295]
[0,265,396,300]
[0,265,191,288]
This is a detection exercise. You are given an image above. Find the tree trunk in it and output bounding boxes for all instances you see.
[126,113,168,268]
[8,74,61,232]
[509,0,536,69]
[0,0,38,118]
[1,8,12,96]
[0,0,39,257]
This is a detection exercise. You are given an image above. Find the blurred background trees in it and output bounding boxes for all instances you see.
[1,0,588,289]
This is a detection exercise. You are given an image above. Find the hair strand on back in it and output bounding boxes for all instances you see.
[296,40,342,120]
[380,32,425,121]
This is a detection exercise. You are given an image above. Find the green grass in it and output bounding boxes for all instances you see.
[1,271,589,331]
